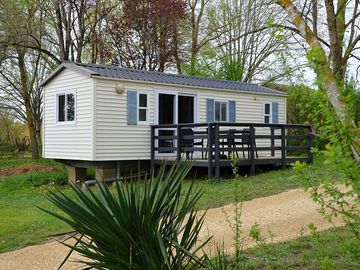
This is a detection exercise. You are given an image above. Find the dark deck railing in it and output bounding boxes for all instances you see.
[151,122,313,179]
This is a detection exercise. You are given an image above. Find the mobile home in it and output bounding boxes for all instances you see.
[40,62,312,181]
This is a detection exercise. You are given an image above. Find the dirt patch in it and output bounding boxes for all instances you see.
[0,163,56,179]
[0,188,348,270]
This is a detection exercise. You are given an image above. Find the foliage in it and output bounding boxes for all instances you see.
[215,56,245,82]
[0,156,337,253]
[106,0,187,71]
[291,92,360,267]
[207,225,360,269]
[244,225,360,269]
[25,171,68,187]
[43,162,210,269]
[266,84,329,149]
[181,47,220,79]
[0,157,32,167]
[0,112,30,157]
[343,79,360,126]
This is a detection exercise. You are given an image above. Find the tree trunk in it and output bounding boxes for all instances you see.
[17,49,39,160]
[172,23,182,74]
[276,0,360,163]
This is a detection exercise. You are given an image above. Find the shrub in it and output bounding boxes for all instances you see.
[26,170,68,187]
[43,162,210,269]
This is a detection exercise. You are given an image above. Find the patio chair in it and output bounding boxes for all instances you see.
[241,128,258,158]
[180,128,203,159]
[225,129,240,159]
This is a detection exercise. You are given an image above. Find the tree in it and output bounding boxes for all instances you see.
[0,109,29,156]
[183,0,294,83]
[105,0,187,71]
[275,0,360,162]
[49,0,112,63]
[0,0,47,160]
[186,0,213,75]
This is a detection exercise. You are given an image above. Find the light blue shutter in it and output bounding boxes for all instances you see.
[206,99,214,122]
[228,100,236,122]
[272,102,279,124]
[127,91,137,125]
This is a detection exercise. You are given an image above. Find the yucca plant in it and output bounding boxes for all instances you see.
[42,162,210,269]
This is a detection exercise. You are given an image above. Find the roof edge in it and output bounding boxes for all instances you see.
[91,75,288,97]
[76,62,286,96]
[39,62,98,87]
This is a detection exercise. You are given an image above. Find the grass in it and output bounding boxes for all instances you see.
[0,158,32,168]
[0,157,59,168]
[242,226,360,269]
[0,156,340,253]
[0,171,72,252]
[187,156,339,210]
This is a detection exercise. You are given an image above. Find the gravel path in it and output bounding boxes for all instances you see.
[0,188,345,270]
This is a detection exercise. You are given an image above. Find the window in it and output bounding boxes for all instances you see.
[264,103,271,123]
[215,101,227,122]
[57,93,75,123]
[138,93,149,124]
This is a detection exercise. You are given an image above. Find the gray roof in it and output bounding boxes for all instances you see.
[40,62,286,96]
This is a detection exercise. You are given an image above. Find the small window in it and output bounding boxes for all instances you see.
[138,93,149,124]
[57,93,75,123]
[264,103,271,123]
[215,101,227,122]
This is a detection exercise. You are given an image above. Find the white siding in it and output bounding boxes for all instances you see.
[95,79,154,160]
[94,78,286,161]
[43,68,94,160]
[199,90,286,157]
[197,90,286,124]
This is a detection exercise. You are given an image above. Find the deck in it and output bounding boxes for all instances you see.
[151,122,313,179]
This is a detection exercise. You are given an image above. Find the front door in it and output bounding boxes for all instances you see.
[178,95,195,124]
[158,94,176,154]
[156,92,196,155]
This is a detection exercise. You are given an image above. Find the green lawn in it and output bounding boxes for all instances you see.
[0,156,340,253]
[0,158,32,168]
[188,156,339,210]
[242,226,360,269]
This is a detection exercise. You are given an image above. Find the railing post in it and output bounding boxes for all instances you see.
[177,125,181,162]
[215,123,220,181]
[150,126,155,174]
[307,127,314,163]
[250,124,256,176]
[281,125,286,169]
[207,123,213,179]
[271,127,275,157]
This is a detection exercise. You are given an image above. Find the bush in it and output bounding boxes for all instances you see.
[26,171,68,187]
[43,162,210,269]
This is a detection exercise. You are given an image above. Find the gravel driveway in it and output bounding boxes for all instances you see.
[0,188,345,270]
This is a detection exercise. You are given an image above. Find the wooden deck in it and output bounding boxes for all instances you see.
[151,122,313,179]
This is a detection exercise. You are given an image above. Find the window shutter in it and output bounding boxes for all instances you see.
[229,100,236,122]
[206,99,214,122]
[272,102,279,124]
[127,91,137,125]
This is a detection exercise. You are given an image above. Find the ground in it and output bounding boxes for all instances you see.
[0,187,352,270]
[0,156,358,269]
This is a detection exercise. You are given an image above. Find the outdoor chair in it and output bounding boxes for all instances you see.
[241,128,258,158]
[225,129,240,159]
[180,128,203,159]
[204,127,216,160]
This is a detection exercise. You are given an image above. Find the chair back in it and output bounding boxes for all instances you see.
[181,128,194,147]
[206,127,216,145]
[227,129,236,145]
[241,128,251,144]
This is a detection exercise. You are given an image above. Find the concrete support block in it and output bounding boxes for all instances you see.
[65,166,87,184]
[95,168,116,180]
